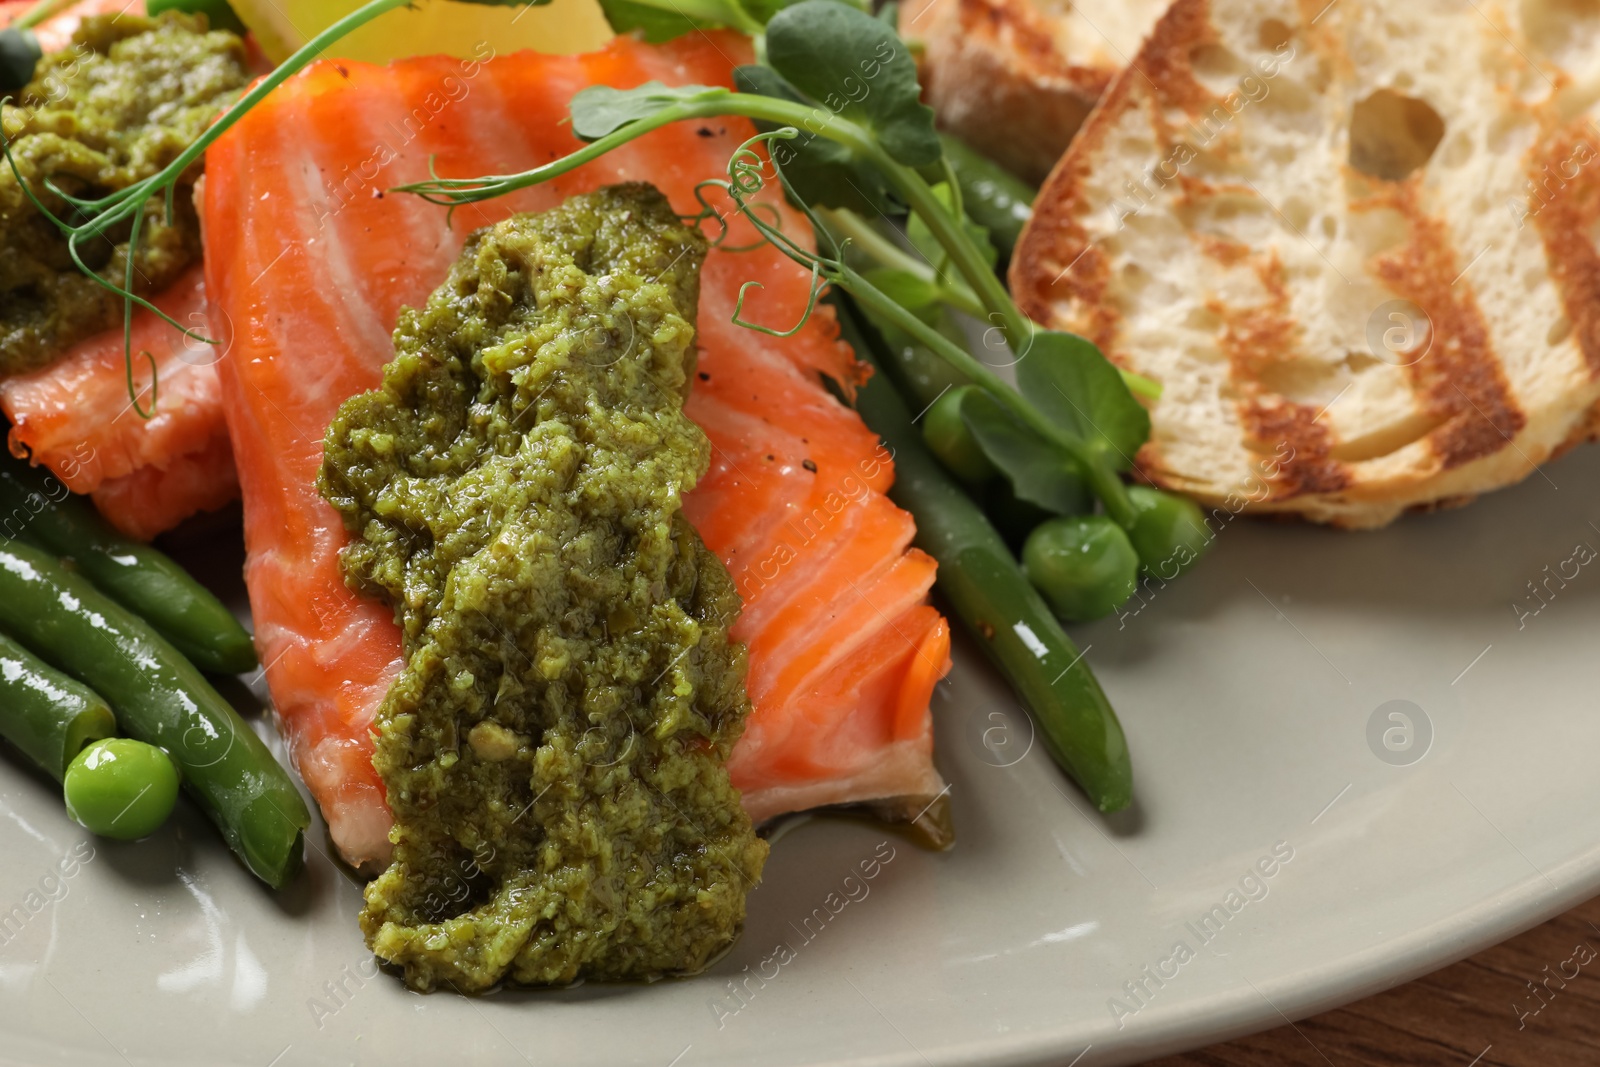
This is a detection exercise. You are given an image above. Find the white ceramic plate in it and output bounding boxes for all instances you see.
[3,445,1597,1067]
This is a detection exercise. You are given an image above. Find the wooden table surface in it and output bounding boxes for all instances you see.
[1144,895,1600,1066]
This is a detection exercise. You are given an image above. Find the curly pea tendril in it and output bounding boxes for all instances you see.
[684,132,826,338]
[689,129,1025,398]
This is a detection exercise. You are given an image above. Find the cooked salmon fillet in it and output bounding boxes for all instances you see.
[0,0,136,50]
[0,1,245,540]
[202,32,950,867]
[87,423,238,540]
[0,267,241,539]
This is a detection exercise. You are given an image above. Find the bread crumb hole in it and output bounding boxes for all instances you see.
[1177,194,1276,245]
[1548,315,1573,346]
[1188,42,1246,95]
[1345,205,1409,259]
[1258,18,1293,51]
[1343,349,1380,374]
[1320,215,1338,239]
[1522,0,1600,67]
[1518,66,1552,103]
[1348,89,1446,181]
[1488,112,1535,155]
[1282,197,1312,232]
[1256,358,1345,406]
[1328,410,1450,462]
[1440,131,1474,169]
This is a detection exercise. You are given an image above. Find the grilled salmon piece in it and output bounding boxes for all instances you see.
[684,287,948,816]
[1011,0,1600,529]
[0,1,252,540]
[203,33,949,868]
[0,267,240,538]
[87,425,238,540]
[0,0,136,50]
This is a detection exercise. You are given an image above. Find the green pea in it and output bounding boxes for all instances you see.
[921,386,996,485]
[0,28,40,92]
[1022,515,1139,622]
[1125,485,1212,577]
[63,738,180,841]
[144,0,246,35]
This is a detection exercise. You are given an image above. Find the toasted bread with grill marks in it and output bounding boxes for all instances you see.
[902,0,1168,183]
[1010,0,1600,528]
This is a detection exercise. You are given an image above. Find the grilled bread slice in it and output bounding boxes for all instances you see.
[1010,0,1600,528]
[902,0,1167,183]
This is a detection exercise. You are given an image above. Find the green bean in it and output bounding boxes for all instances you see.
[0,631,115,780]
[64,738,179,840]
[940,133,1035,259]
[0,454,257,674]
[869,309,972,412]
[839,299,1132,812]
[0,539,307,887]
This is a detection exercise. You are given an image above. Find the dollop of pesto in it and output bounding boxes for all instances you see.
[0,13,247,374]
[320,184,767,993]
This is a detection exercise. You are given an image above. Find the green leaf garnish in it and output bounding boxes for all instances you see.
[592,0,762,35]
[12,0,73,31]
[763,0,940,167]
[959,389,1088,515]
[732,64,893,213]
[738,0,818,24]
[1015,331,1150,471]
[22,0,1151,536]
[570,82,729,141]
[596,0,716,41]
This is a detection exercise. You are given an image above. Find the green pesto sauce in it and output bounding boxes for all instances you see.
[320,184,768,993]
[0,13,247,374]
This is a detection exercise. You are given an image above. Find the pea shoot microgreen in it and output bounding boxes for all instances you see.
[398,0,1157,536]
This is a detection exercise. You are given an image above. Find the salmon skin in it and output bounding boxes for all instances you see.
[203,32,951,868]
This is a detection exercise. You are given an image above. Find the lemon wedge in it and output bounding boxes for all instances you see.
[231,0,615,66]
